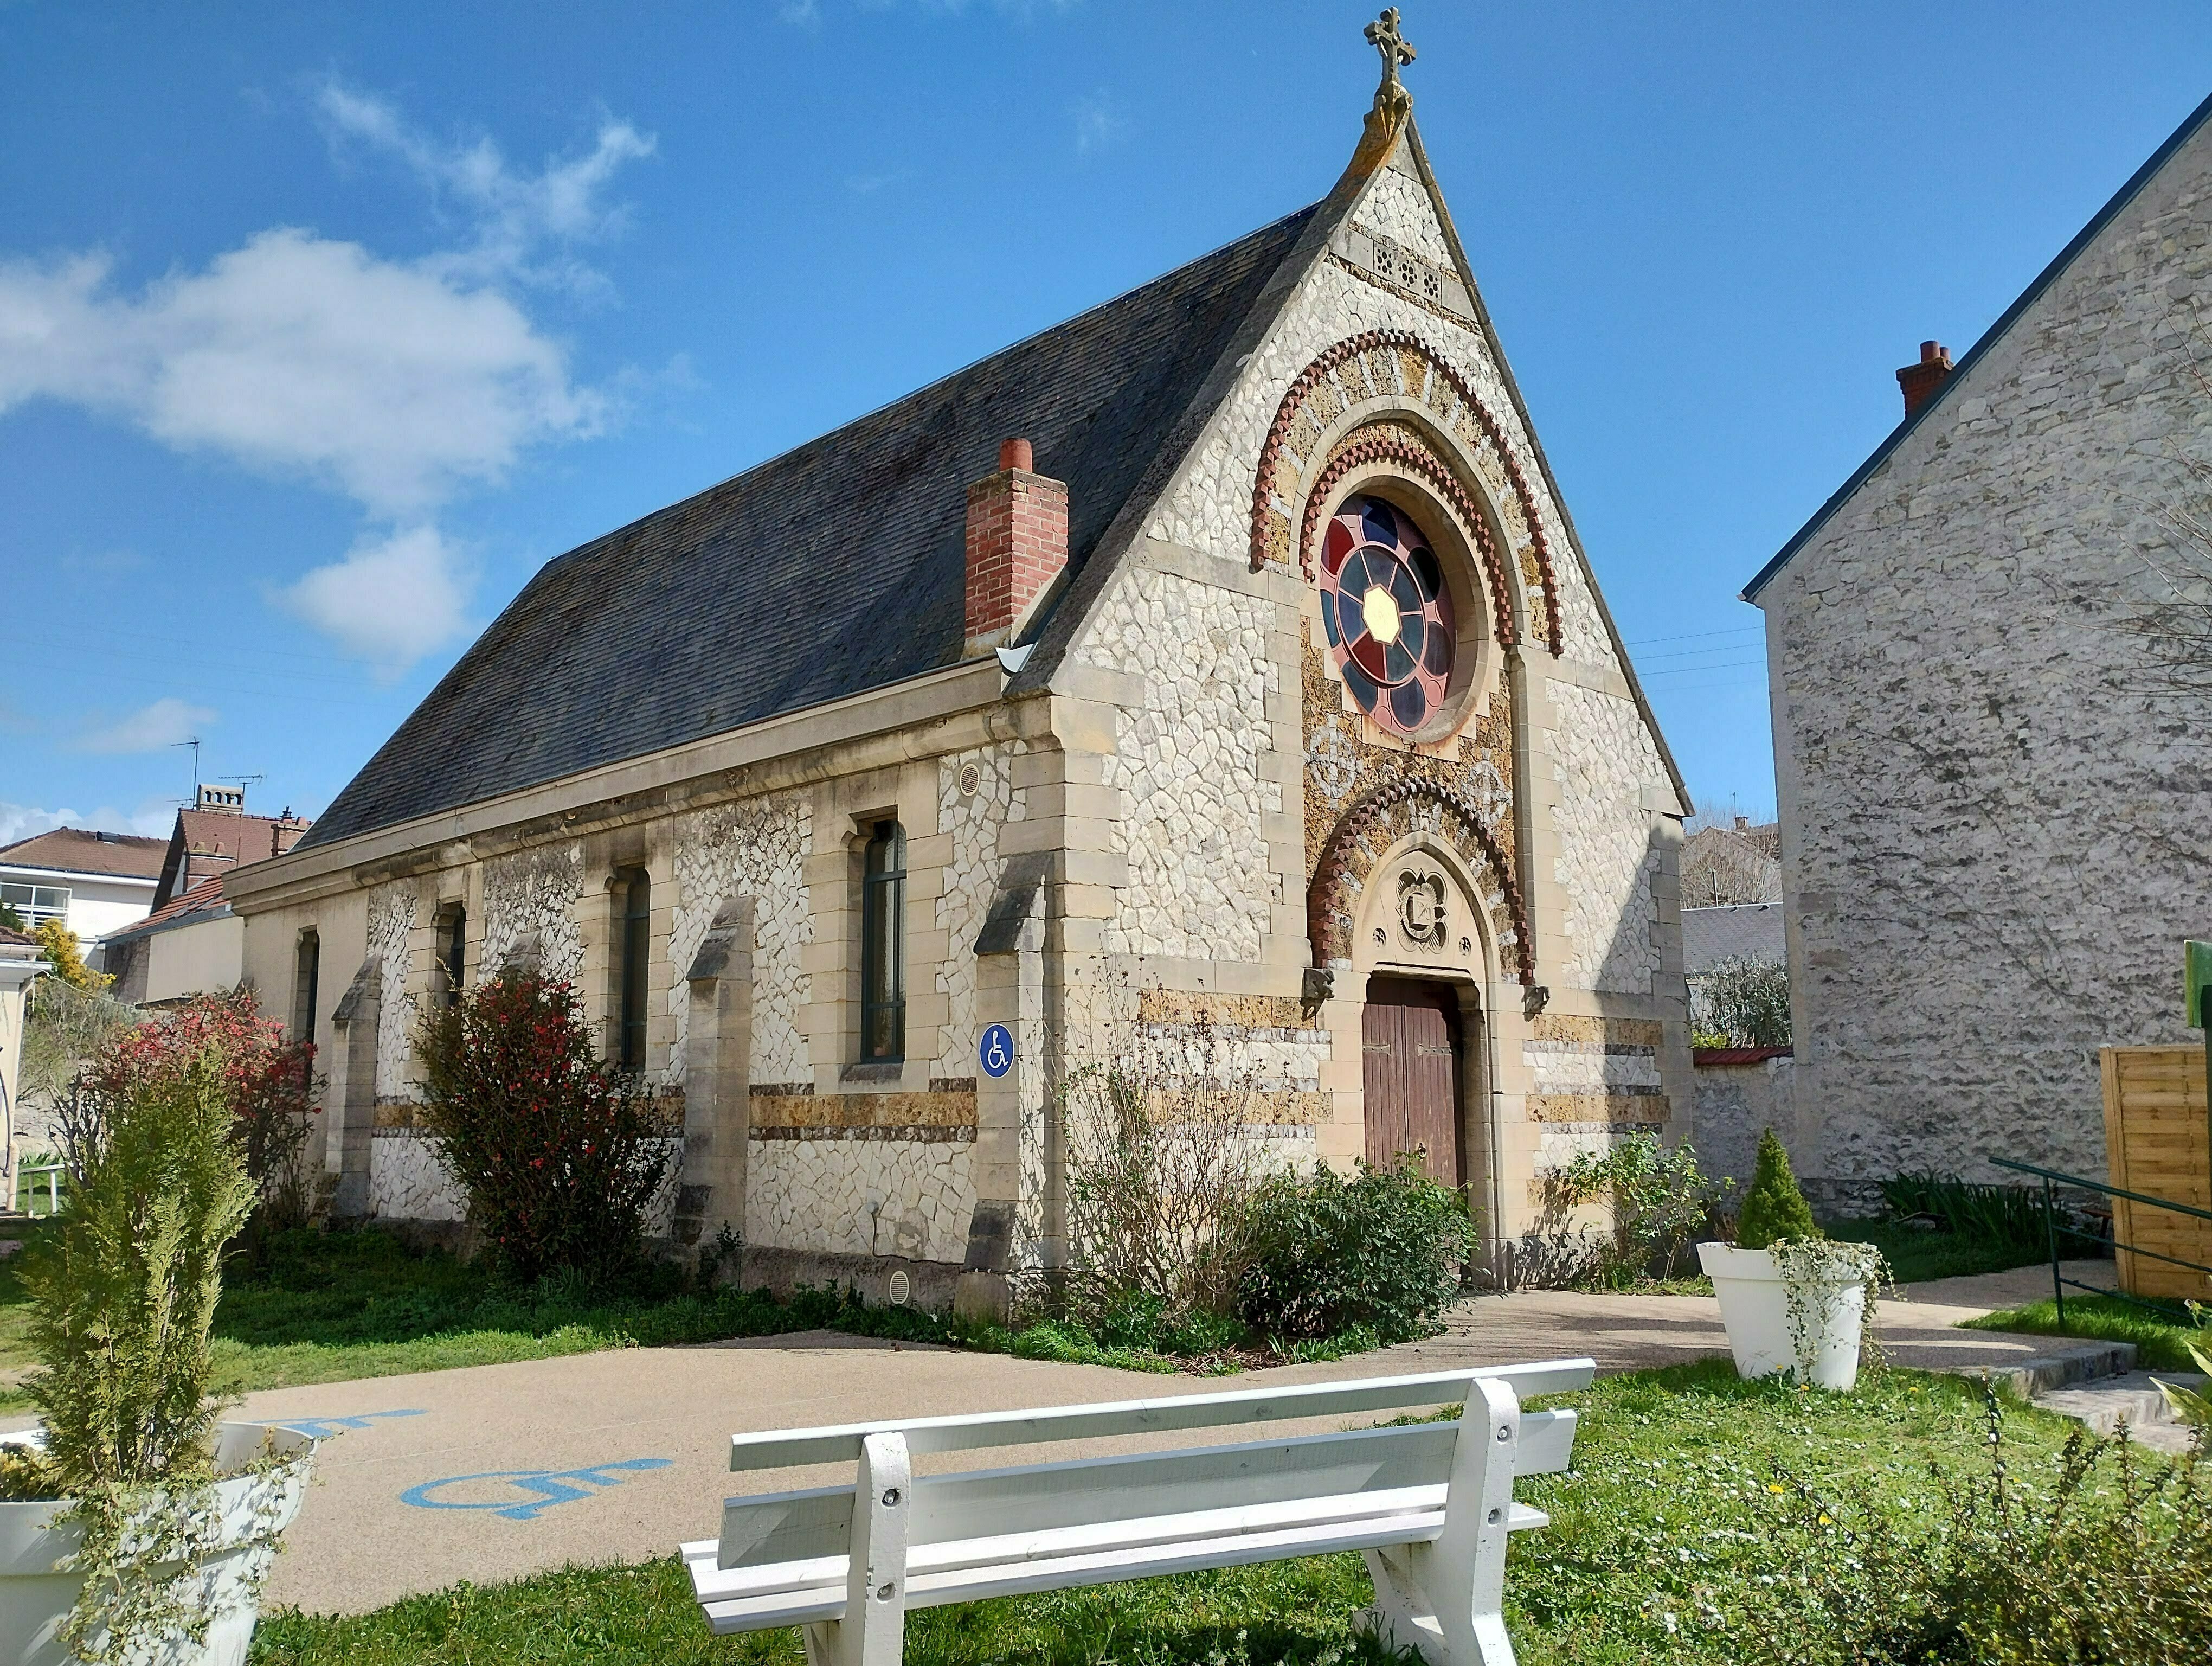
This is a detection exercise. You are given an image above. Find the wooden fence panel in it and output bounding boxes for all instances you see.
[2102,1046,2212,1301]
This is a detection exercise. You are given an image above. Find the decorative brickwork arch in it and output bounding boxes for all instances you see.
[1251,329,1562,656]
[1307,420,1516,650]
[1309,776,1535,983]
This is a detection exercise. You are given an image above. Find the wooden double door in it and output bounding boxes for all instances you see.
[1361,977,1465,1186]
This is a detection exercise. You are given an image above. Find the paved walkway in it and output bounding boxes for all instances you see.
[2,1261,2101,1617]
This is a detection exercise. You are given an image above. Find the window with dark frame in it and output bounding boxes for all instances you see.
[859,821,906,1063]
[616,869,650,1073]
[437,905,467,1008]
[293,928,319,1089]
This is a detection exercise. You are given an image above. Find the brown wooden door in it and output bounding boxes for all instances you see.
[1362,978,1463,1184]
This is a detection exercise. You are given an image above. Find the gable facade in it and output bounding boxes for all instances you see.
[1746,95,2212,1206]
[229,95,1689,1297]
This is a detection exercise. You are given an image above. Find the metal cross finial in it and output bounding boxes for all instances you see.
[1365,8,1416,92]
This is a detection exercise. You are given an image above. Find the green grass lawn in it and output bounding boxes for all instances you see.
[249,1362,2148,1666]
[1963,1290,2212,1373]
[0,1225,1378,1413]
[1825,1218,2055,1285]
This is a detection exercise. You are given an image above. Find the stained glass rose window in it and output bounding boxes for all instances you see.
[1319,495,1454,737]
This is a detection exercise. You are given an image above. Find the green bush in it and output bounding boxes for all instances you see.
[1693,957,1791,1048]
[1548,1132,1731,1286]
[414,974,671,1285]
[1737,1128,1819,1249]
[17,1036,260,1657]
[1879,1171,2048,1251]
[1237,1158,1477,1343]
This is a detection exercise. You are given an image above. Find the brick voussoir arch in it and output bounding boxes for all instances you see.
[1251,328,1563,656]
[1308,776,1536,984]
[1302,426,1516,649]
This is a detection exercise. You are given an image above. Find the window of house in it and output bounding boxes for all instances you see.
[0,881,69,928]
[436,905,467,1008]
[293,928,320,1055]
[859,822,906,1063]
[616,870,650,1073]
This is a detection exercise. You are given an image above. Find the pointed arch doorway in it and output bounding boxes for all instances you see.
[1361,977,1464,1185]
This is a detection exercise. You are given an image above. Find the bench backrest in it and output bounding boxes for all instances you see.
[726,1360,1594,1472]
[717,1360,1594,1573]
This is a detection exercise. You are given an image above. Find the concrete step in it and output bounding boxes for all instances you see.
[2031,1369,2206,1454]
[1967,1340,2138,1400]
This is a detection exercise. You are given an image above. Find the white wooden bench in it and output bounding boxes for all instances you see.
[681,1357,1594,1666]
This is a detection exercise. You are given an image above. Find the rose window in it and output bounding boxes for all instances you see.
[1319,495,1454,736]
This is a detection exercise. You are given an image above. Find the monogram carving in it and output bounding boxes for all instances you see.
[1397,867,1448,948]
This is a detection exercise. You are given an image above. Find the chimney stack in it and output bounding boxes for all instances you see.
[1895,340,1953,419]
[964,437,1068,658]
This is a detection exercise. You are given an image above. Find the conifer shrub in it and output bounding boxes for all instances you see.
[1737,1127,1821,1249]
[1236,1158,1478,1343]
[414,973,672,1285]
[14,1037,262,1654]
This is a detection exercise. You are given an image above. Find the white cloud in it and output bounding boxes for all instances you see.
[1071,92,1128,156]
[0,87,659,671]
[76,697,216,755]
[278,524,472,674]
[317,84,655,294]
[0,233,607,516]
[0,801,175,845]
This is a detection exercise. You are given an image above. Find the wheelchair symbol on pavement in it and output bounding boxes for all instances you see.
[400,1457,673,1522]
[273,1409,427,1440]
[979,1023,1014,1079]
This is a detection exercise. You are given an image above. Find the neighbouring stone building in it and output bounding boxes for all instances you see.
[1745,91,2212,1210]
[227,28,1692,1300]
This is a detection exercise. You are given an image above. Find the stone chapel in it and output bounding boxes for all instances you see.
[228,18,1693,1303]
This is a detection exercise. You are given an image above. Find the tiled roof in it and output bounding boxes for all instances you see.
[155,809,311,908]
[300,206,1321,850]
[1682,903,1786,975]
[101,875,231,945]
[0,827,166,880]
[0,926,38,948]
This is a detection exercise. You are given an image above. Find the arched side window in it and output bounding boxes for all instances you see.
[435,904,467,1008]
[860,822,906,1063]
[616,869,651,1073]
[292,928,320,1042]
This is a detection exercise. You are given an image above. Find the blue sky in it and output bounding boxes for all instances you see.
[4,2,2209,843]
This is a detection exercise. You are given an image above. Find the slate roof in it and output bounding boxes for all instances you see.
[1744,87,2212,603]
[303,207,1321,850]
[0,827,166,880]
[1681,904,1785,976]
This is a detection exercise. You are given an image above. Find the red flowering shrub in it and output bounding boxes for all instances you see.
[414,973,672,1284]
[68,988,318,1233]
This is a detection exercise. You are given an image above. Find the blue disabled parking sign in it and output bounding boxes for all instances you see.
[979,1023,1014,1078]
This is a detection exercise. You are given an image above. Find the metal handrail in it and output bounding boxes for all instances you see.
[16,1159,63,1219]
[1989,1155,2212,1325]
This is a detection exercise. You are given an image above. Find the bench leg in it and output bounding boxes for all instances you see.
[1354,1377,1521,1666]
[807,1431,912,1666]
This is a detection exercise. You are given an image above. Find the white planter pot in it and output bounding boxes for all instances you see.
[1697,1241,1867,1392]
[0,1421,315,1666]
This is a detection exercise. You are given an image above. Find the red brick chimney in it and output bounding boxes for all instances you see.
[964,437,1068,658]
[1896,340,1953,419]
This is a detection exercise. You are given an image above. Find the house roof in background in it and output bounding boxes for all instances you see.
[1743,87,2212,604]
[102,875,232,946]
[1682,903,1786,975]
[0,827,166,881]
[155,808,312,909]
[300,206,1321,851]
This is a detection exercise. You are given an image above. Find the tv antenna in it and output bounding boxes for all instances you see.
[173,736,202,800]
